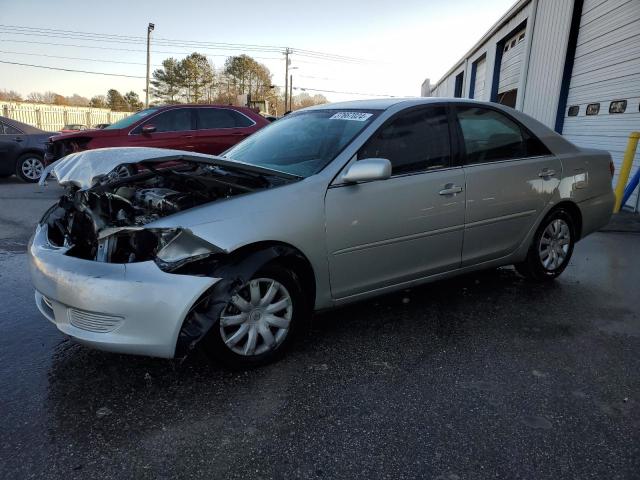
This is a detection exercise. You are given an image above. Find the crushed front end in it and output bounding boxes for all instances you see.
[30,151,289,358]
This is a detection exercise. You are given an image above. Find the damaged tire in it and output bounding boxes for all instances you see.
[202,264,306,369]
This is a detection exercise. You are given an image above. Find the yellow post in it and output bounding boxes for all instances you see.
[614,131,640,213]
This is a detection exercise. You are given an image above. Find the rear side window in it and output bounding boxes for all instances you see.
[1,122,22,135]
[135,108,193,133]
[359,106,451,175]
[197,108,254,129]
[456,107,549,164]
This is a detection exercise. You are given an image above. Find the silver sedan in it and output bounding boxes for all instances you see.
[30,98,615,368]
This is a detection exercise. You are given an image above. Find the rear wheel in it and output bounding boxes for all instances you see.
[16,153,45,182]
[515,208,575,281]
[201,264,307,369]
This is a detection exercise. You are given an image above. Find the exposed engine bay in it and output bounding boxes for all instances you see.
[42,160,286,267]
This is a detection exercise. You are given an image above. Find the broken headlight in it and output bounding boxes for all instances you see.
[95,228,222,269]
[154,229,223,270]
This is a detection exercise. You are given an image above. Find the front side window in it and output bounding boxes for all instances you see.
[136,108,193,133]
[456,107,548,164]
[223,109,379,177]
[359,106,451,175]
[197,108,254,129]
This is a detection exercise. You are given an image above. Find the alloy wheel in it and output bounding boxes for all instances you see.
[220,278,293,356]
[538,218,571,270]
[21,157,44,180]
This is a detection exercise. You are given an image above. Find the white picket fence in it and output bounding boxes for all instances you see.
[0,102,132,131]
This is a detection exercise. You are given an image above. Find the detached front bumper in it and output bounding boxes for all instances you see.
[28,224,219,358]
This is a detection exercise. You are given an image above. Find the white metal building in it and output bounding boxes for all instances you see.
[425,0,640,210]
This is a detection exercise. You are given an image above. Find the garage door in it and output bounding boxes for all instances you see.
[562,0,640,210]
[498,29,526,94]
[473,57,487,100]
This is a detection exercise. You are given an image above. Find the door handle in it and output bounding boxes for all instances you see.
[231,132,246,136]
[14,137,23,142]
[439,184,463,195]
[181,134,194,139]
[538,168,556,178]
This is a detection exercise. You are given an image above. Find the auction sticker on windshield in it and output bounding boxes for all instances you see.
[329,112,373,121]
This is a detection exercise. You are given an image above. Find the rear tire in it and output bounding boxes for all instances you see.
[16,153,45,182]
[515,208,575,282]
[200,264,308,369]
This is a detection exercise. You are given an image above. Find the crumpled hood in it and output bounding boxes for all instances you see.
[39,147,230,190]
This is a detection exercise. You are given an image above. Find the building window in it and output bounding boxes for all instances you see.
[510,39,516,48]
[568,106,579,117]
[586,103,600,116]
[609,100,627,114]
[518,33,525,42]
[504,44,509,52]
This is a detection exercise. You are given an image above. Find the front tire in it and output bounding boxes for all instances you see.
[16,153,45,182]
[201,264,307,369]
[515,208,575,281]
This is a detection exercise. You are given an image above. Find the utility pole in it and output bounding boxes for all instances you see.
[289,74,293,111]
[145,22,155,108]
[284,48,290,113]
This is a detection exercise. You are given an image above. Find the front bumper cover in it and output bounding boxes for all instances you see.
[29,224,219,358]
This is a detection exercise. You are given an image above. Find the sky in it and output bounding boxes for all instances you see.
[0,0,515,103]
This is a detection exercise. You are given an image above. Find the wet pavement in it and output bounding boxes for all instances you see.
[1,178,639,479]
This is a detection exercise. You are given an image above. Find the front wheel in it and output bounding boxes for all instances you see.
[515,209,575,281]
[201,264,307,368]
[16,153,45,182]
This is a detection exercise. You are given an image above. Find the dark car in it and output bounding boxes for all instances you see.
[45,105,270,172]
[0,116,56,182]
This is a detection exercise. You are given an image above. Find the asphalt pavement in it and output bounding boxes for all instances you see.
[1,177,639,479]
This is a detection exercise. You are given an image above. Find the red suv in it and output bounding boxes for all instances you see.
[45,104,269,164]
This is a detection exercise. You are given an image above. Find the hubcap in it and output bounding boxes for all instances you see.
[220,278,293,356]
[538,218,571,270]
[21,157,44,180]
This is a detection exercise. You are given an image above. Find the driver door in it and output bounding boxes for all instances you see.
[324,105,466,299]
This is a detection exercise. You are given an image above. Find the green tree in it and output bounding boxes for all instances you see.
[89,95,107,108]
[180,53,214,103]
[123,91,143,111]
[151,58,184,103]
[223,54,272,99]
[106,89,128,111]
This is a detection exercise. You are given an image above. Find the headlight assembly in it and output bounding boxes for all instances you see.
[94,227,222,270]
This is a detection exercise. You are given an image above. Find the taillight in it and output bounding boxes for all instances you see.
[609,159,615,178]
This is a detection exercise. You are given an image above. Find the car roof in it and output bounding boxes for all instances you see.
[304,97,499,112]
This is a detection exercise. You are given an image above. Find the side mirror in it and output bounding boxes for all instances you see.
[342,158,392,184]
[141,124,156,134]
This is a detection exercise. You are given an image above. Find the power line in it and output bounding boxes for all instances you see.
[0,60,146,78]
[0,38,284,61]
[0,25,375,64]
[0,49,160,67]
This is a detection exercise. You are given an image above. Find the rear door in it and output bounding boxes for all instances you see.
[128,108,196,150]
[455,106,561,266]
[195,107,257,155]
[325,105,466,299]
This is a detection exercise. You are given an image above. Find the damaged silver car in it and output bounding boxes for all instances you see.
[30,99,615,368]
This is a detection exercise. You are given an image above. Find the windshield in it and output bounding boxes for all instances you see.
[104,108,160,130]
[223,109,380,177]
